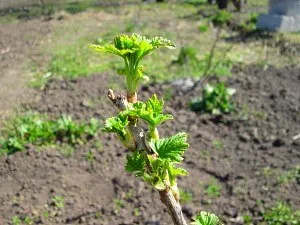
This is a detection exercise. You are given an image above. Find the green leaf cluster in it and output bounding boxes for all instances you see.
[122,94,173,138]
[149,132,188,163]
[90,33,175,93]
[0,113,100,155]
[211,10,233,27]
[191,211,222,225]
[125,132,189,192]
[190,82,236,115]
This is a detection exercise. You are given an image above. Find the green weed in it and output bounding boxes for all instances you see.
[243,214,252,224]
[263,202,300,225]
[278,165,300,185]
[86,150,95,163]
[179,189,193,204]
[12,216,22,225]
[113,198,124,213]
[212,140,223,150]
[204,182,222,197]
[11,215,33,225]
[238,13,258,34]
[52,195,65,209]
[190,82,236,115]
[211,10,232,27]
[0,113,100,155]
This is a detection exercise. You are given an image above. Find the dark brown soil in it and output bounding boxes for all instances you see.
[0,65,300,225]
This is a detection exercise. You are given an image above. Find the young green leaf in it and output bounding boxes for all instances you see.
[122,94,173,128]
[143,157,188,191]
[149,132,189,163]
[102,116,129,140]
[125,151,146,177]
[191,211,222,225]
[89,34,175,94]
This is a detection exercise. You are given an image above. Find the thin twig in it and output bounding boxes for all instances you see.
[189,27,222,92]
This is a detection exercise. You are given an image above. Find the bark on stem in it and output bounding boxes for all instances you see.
[159,189,188,225]
[108,89,188,225]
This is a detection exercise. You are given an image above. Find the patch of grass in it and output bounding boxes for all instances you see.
[211,10,233,27]
[183,0,207,6]
[278,165,300,185]
[23,216,34,225]
[198,24,209,33]
[0,14,19,24]
[204,182,222,197]
[212,140,223,150]
[252,110,268,120]
[59,144,75,157]
[86,150,95,163]
[42,211,50,220]
[0,113,101,155]
[237,13,258,34]
[47,43,108,78]
[248,0,268,7]
[11,215,34,225]
[113,198,124,213]
[134,207,140,217]
[263,202,300,225]
[179,189,193,204]
[64,2,90,14]
[12,216,22,225]
[51,195,65,209]
[243,214,252,224]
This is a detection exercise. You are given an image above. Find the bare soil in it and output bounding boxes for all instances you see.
[0,19,51,119]
[0,65,299,225]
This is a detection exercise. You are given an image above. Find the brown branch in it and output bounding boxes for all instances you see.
[160,189,188,225]
[107,89,188,225]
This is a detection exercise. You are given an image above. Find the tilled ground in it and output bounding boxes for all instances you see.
[0,65,299,225]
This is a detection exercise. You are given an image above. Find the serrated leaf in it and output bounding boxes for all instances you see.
[149,132,189,163]
[102,116,129,140]
[122,94,173,128]
[125,151,145,177]
[89,34,175,93]
[191,212,222,225]
[143,157,187,190]
[150,36,176,49]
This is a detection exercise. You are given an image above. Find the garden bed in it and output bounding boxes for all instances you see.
[0,65,299,224]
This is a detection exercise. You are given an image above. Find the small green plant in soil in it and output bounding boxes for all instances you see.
[211,10,233,27]
[212,140,223,150]
[11,215,34,225]
[0,113,100,155]
[179,188,193,204]
[243,214,252,225]
[52,195,65,209]
[204,183,222,197]
[237,13,258,34]
[113,198,124,213]
[278,165,300,185]
[191,211,222,225]
[12,216,22,225]
[190,82,236,115]
[90,33,220,225]
[263,202,300,225]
